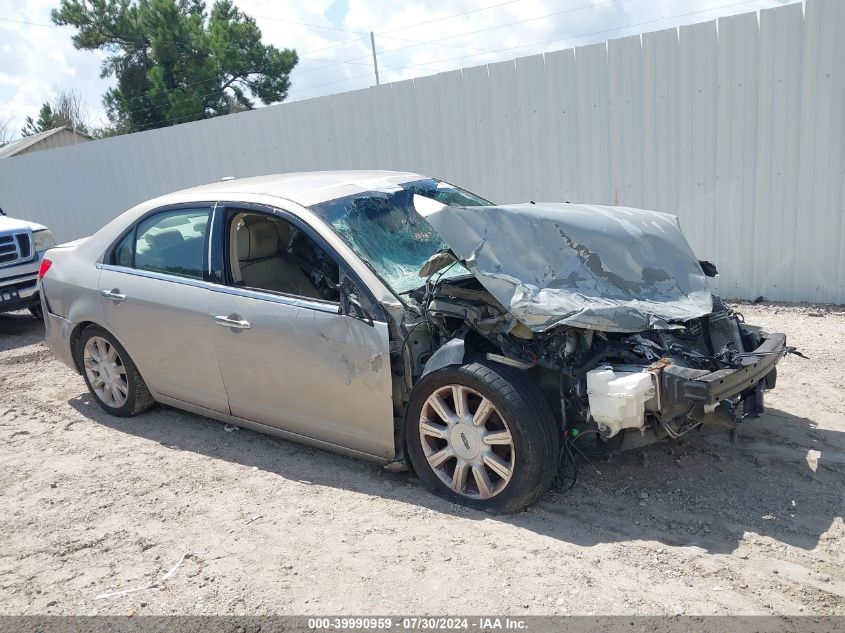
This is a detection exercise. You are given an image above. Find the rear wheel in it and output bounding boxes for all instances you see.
[75,325,155,417]
[405,361,558,513]
[29,304,43,320]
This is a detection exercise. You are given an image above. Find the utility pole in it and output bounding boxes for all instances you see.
[370,31,380,86]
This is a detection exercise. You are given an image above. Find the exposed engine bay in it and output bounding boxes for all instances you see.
[404,274,784,453]
[390,196,791,468]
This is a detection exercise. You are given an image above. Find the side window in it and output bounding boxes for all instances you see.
[113,231,133,267]
[229,211,340,303]
[132,208,209,279]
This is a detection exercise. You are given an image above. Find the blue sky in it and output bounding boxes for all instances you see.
[0,0,796,138]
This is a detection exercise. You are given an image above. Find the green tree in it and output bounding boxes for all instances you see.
[52,0,298,133]
[21,104,56,137]
[21,89,91,137]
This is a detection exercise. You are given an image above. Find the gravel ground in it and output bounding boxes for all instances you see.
[0,303,842,616]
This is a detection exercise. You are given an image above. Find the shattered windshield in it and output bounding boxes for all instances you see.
[309,178,491,294]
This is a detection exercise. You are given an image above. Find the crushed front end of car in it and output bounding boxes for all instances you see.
[403,196,790,459]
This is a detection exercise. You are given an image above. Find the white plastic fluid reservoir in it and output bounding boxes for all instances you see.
[586,367,656,437]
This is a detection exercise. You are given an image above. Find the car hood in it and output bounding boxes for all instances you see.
[413,196,714,333]
[0,215,47,233]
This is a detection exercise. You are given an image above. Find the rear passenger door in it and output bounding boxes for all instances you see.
[99,205,229,413]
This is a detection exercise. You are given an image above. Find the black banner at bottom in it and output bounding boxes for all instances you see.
[0,616,841,633]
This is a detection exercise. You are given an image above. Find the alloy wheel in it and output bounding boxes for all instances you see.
[418,384,515,499]
[83,336,129,408]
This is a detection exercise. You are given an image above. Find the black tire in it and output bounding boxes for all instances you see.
[75,325,155,417]
[405,360,559,513]
[29,304,43,320]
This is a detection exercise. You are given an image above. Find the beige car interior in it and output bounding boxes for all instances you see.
[231,212,326,300]
[133,212,208,279]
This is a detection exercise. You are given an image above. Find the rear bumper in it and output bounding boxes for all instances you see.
[43,307,77,371]
[657,331,786,419]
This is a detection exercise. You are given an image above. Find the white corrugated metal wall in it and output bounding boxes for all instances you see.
[0,0,842,303]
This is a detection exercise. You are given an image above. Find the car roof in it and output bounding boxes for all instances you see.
[179,170,428,207]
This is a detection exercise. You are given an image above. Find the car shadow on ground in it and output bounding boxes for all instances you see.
[0,312,45,352]
[68,393,842,556]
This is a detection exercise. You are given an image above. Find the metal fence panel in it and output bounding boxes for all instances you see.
[0,0,842,303]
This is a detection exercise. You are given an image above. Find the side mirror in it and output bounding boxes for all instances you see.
[699,260,718,277]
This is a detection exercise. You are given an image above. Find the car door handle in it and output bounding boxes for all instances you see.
[101,289,126,302]
[214,315,251,329]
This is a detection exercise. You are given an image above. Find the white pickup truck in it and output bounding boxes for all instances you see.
[0,207,56,318]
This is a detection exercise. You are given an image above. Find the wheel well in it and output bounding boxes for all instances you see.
[69,321,96,373]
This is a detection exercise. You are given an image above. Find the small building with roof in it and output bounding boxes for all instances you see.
[0,126,92,160]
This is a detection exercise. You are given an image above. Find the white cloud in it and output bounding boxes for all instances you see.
[0,0,110,133]
[0,0,797,138]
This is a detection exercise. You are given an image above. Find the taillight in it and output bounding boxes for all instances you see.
[38,258,52,279]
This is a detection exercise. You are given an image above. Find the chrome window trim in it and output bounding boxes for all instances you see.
[208,202,218,275]
[98,263,342,316]
[208,283,341,315]
[100,201,218,268]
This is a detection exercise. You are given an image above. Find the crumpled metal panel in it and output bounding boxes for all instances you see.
[414,196,714,333]
[421,335,465,377]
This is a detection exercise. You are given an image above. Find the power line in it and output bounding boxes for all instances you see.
[0,1,523,57]
[99,55,430,120]
[0,12,366,36]
[131,109,221,133]
[0,0,523,104]
[0,1,522,59]
[131,70,375,132]
[289,34,502,77]
[292,0,618,77]
[3,0,774,132]
[376,33,499,55]
[0,14,364,66]
[0,16,63,28]
[293,0,767,82]
[2,3,531,128]
[0,17,371,102]
[0,15,335,62]
[120,0,535,130]
[390,0,765,71]
[379,0,522,36]
[0,16,482,95]
[293,0,522,59]
[294,35,367,58]
[287,0,772,101]
[249,13,367,35]
[293,72,376,95]
[382,0,620,56]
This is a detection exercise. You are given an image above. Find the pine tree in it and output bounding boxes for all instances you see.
[52,0,299,133]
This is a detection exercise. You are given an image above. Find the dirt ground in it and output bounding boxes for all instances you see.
[0,303,842,616]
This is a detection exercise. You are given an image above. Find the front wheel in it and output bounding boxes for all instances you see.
[405,361,558,513]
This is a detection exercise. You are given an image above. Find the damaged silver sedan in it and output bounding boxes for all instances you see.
[40,171,790,512]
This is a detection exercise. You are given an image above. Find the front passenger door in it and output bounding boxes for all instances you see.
[208,207,395,459]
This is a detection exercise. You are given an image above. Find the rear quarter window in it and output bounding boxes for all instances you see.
[113,231,133,267]
[112,208,210,280]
